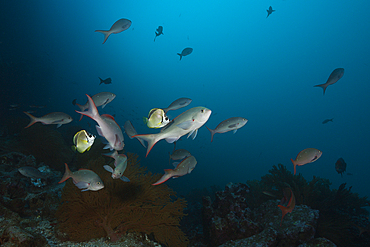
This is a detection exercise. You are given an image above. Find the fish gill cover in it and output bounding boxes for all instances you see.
[55,153,188,246]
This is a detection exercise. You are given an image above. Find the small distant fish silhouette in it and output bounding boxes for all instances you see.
[154,26,163,42]
[335,158,347,177]
[322,118,334,124]
[95,18,132,44]
[177,47,193,60]
[314,68,344,95]
[99,77,112,85]
[266,6,275,18]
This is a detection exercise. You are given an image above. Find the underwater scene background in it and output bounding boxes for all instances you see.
[1,1,370,246]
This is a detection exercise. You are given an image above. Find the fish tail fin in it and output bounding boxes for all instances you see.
[75,103,85,121]
[103,150,118,159]
[277,205,288,226]
[58,163,72,183]
[291,158,297,175]
[152,169,173,185]
[206,126,216,142]
[314,83,327,95]
[75,103,85,112]
[132,134,159,157]
[177,53,183,60]
[23,111,38,128]
[143,117,148,124]
[75,94,99,121]
[95,30,111,44]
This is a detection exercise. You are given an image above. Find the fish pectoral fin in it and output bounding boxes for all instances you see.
[96,126,104,136]
[165,137,180,143]
[187,129,198,140]
[75,181,89,189]
[172,162,180,168]
[233,129,238,134]
[103,165,114,173]
[56,124,62,128]
[120,175,130,182]
[177,120,194,130]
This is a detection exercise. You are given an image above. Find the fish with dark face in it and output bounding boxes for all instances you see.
[154,26,163,41]
[266,6,275,18]
[335,158,347,177]
[177,47,193,60]
[99,77,112,85]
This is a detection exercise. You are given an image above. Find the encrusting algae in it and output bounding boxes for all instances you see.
[55,153,188,247]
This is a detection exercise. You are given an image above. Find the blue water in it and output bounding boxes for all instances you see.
[1,1,369,197]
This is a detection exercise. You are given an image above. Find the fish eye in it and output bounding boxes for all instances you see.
[201,109,204,113]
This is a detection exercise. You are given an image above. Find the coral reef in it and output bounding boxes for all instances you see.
[55,153,188,247]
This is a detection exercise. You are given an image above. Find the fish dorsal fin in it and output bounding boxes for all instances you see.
[78,168,90,171]
[102,114,115,121]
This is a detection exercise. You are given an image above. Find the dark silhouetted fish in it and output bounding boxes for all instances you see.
[335,158,347,177]
[72,99,77,106]
[99,77,112,85]
[154,26,163,42]
[266,6,275,18]
[177,47,193,60]
[322,118,334,124]
[314,68,344,95]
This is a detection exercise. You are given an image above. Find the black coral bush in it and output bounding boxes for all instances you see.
[56,153,188,247]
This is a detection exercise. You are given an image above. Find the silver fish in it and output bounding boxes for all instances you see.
[76,94,124,151]
[58,163,104,192]
[18,166,45,179]
[103,150,130,182]
[95,18,132,44]
[314,68,344,95]
[133,106,211,157]
[24,112,72,128]
[152,155,197,185]
[291,148,322,175]
[206,117,248,142]
[169,149,191,162]
[163,98,192,113]
[75,92,116,112]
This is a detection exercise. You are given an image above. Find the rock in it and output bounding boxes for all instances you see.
[297,237,337,247]
[202,182,261,246]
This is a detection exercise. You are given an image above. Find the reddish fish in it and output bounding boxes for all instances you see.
[76,94,124,151]
[278,188,295,226]
[152,156,197,185]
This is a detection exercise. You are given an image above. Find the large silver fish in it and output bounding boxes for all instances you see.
[123,120,146,148]
[152,155,197,185]
[206,117,248,142]
[163,98,192,113]
[314,68,344,95]
[95,18,132,44]
[133,106,212,157]
[58,163,104,192]
[76,94,124,151]
[23,112,72,128]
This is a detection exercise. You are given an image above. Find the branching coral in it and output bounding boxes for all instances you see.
[246,163,370,247]
[55,153,188,247]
